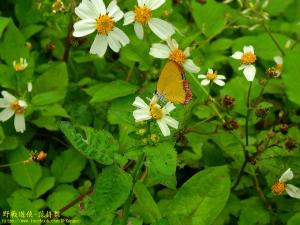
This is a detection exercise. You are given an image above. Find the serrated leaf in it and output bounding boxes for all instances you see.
[51,148,87,183]
[34,176,56,198]
[92,165,132,217]
[143,143,177,189]
[59,122,118,165]
[8,146,42,190]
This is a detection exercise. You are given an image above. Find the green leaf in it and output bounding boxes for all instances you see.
[165,166,231,225]
[282,51,300,106]
[191,0,226,37]
[0,64,16,90]
[51,148,87,183]
[0,172,18,209]
[132,181,162,223]
[143,142,177,189]
[59,122,118,165]
[31,116,59,131]
[34,176,56,198]
[90,80,138,103]
[288,212,300,225]
[0,17,10,38]
[8,146,42,189]
[92,165,132,216]
[0,136,19,151]
[31,90,66,106]
[32,62,68,95]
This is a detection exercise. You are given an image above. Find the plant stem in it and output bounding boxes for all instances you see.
[89,159,98,179]
[245,82,253,146]
[262,23,285,56]
[126,62,136,81]
[122,153,145,225]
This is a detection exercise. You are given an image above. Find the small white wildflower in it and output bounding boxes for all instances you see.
[13,58,28,72]
[198,69,226,86]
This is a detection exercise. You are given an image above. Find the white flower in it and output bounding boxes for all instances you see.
[13,58,28,72]
[198,69,226,86]
[231,45,257,81]
[73,0,129,57]
[123,0,175,40]
[0,91,27,133]
[132,96,178,136]
[272,168,300,199]
[149,38,200,73]
[273,56,283,77]
[27,82,33,93]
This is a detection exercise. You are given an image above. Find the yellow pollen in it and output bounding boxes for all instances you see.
[10,100,26,114]
[52,0,64,13]
[241,52,256,65]
[134,6,152,25]
[96,15,114,35]
[272,181,286,195]
[14,63,25,72]
[169,49,186,65]
[206,71,217,81]
[150,103,163,120]
[276,64,283,73]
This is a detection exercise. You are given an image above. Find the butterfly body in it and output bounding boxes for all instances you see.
[156,61,192,104]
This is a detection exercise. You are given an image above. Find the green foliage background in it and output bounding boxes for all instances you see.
[0,0,300,225]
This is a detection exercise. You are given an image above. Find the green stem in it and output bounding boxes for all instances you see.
[245,82,253,146]
[122,153,145,225]
[89,159,98,179]
[262,23,285,56]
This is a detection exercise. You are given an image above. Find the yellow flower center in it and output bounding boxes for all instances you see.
[150,103,163,120]
[206,71,217,81]
[134,6,152,25]
[276,64,283,73]
[241,52,256,65]
[96,15,115,35]
[272,181,286,195]
[169,49,186,65]
[14,63,26,72]
[10,100,26,114]
[52,0,64,13]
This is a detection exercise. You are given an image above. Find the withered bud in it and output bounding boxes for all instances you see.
[30,151,47,162]
[70,35,86,47]
[266,67,277,78]
[255,108,269,118]
[285,137,298,151]
[279,123,289,135]
[223,118,239,131]
[219,95,235,110]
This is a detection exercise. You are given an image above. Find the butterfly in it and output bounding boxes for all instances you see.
[155,61,192,104]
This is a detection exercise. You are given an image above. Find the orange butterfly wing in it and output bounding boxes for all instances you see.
[156,61,192,104]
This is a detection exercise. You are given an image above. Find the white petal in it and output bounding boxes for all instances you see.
[138,0,145,6]
[110,28,130,46]
[91,0,106,15]
[133,109,151,122]
[213,79,225,86]
[0,108,15,121]
[163,102,176,113]
[148,18,175,40]
[274,56,283,65]
[134,22,144,40]
[73,19,96,37]
[149,43,170,58]
[156,120,170,136]
[238,64,247,70]
[201,79,210,86]
[107,32,121,52]
[208,68,213,73]
[0,99,10,108]
[231,51,243,60]
[90,34,108,57]
[14,113,25,133]
[166,38,178,50]
[27,82,33,92]
[163,115,178,129]
[243,45,254,54]
[107,1,123,22]
[18,100,27,108]
[286,184,300,199]
[148,0,165,10]
[124,11,135,25]
[184,47,190,57]
[243,65,256,81]
[198,74,206,79]
[1,91,16,102]
[183,59,200,73]
[133,96,148,109]
[216,75,226,80]
[75,0,98,19]
[279,168,294,182]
